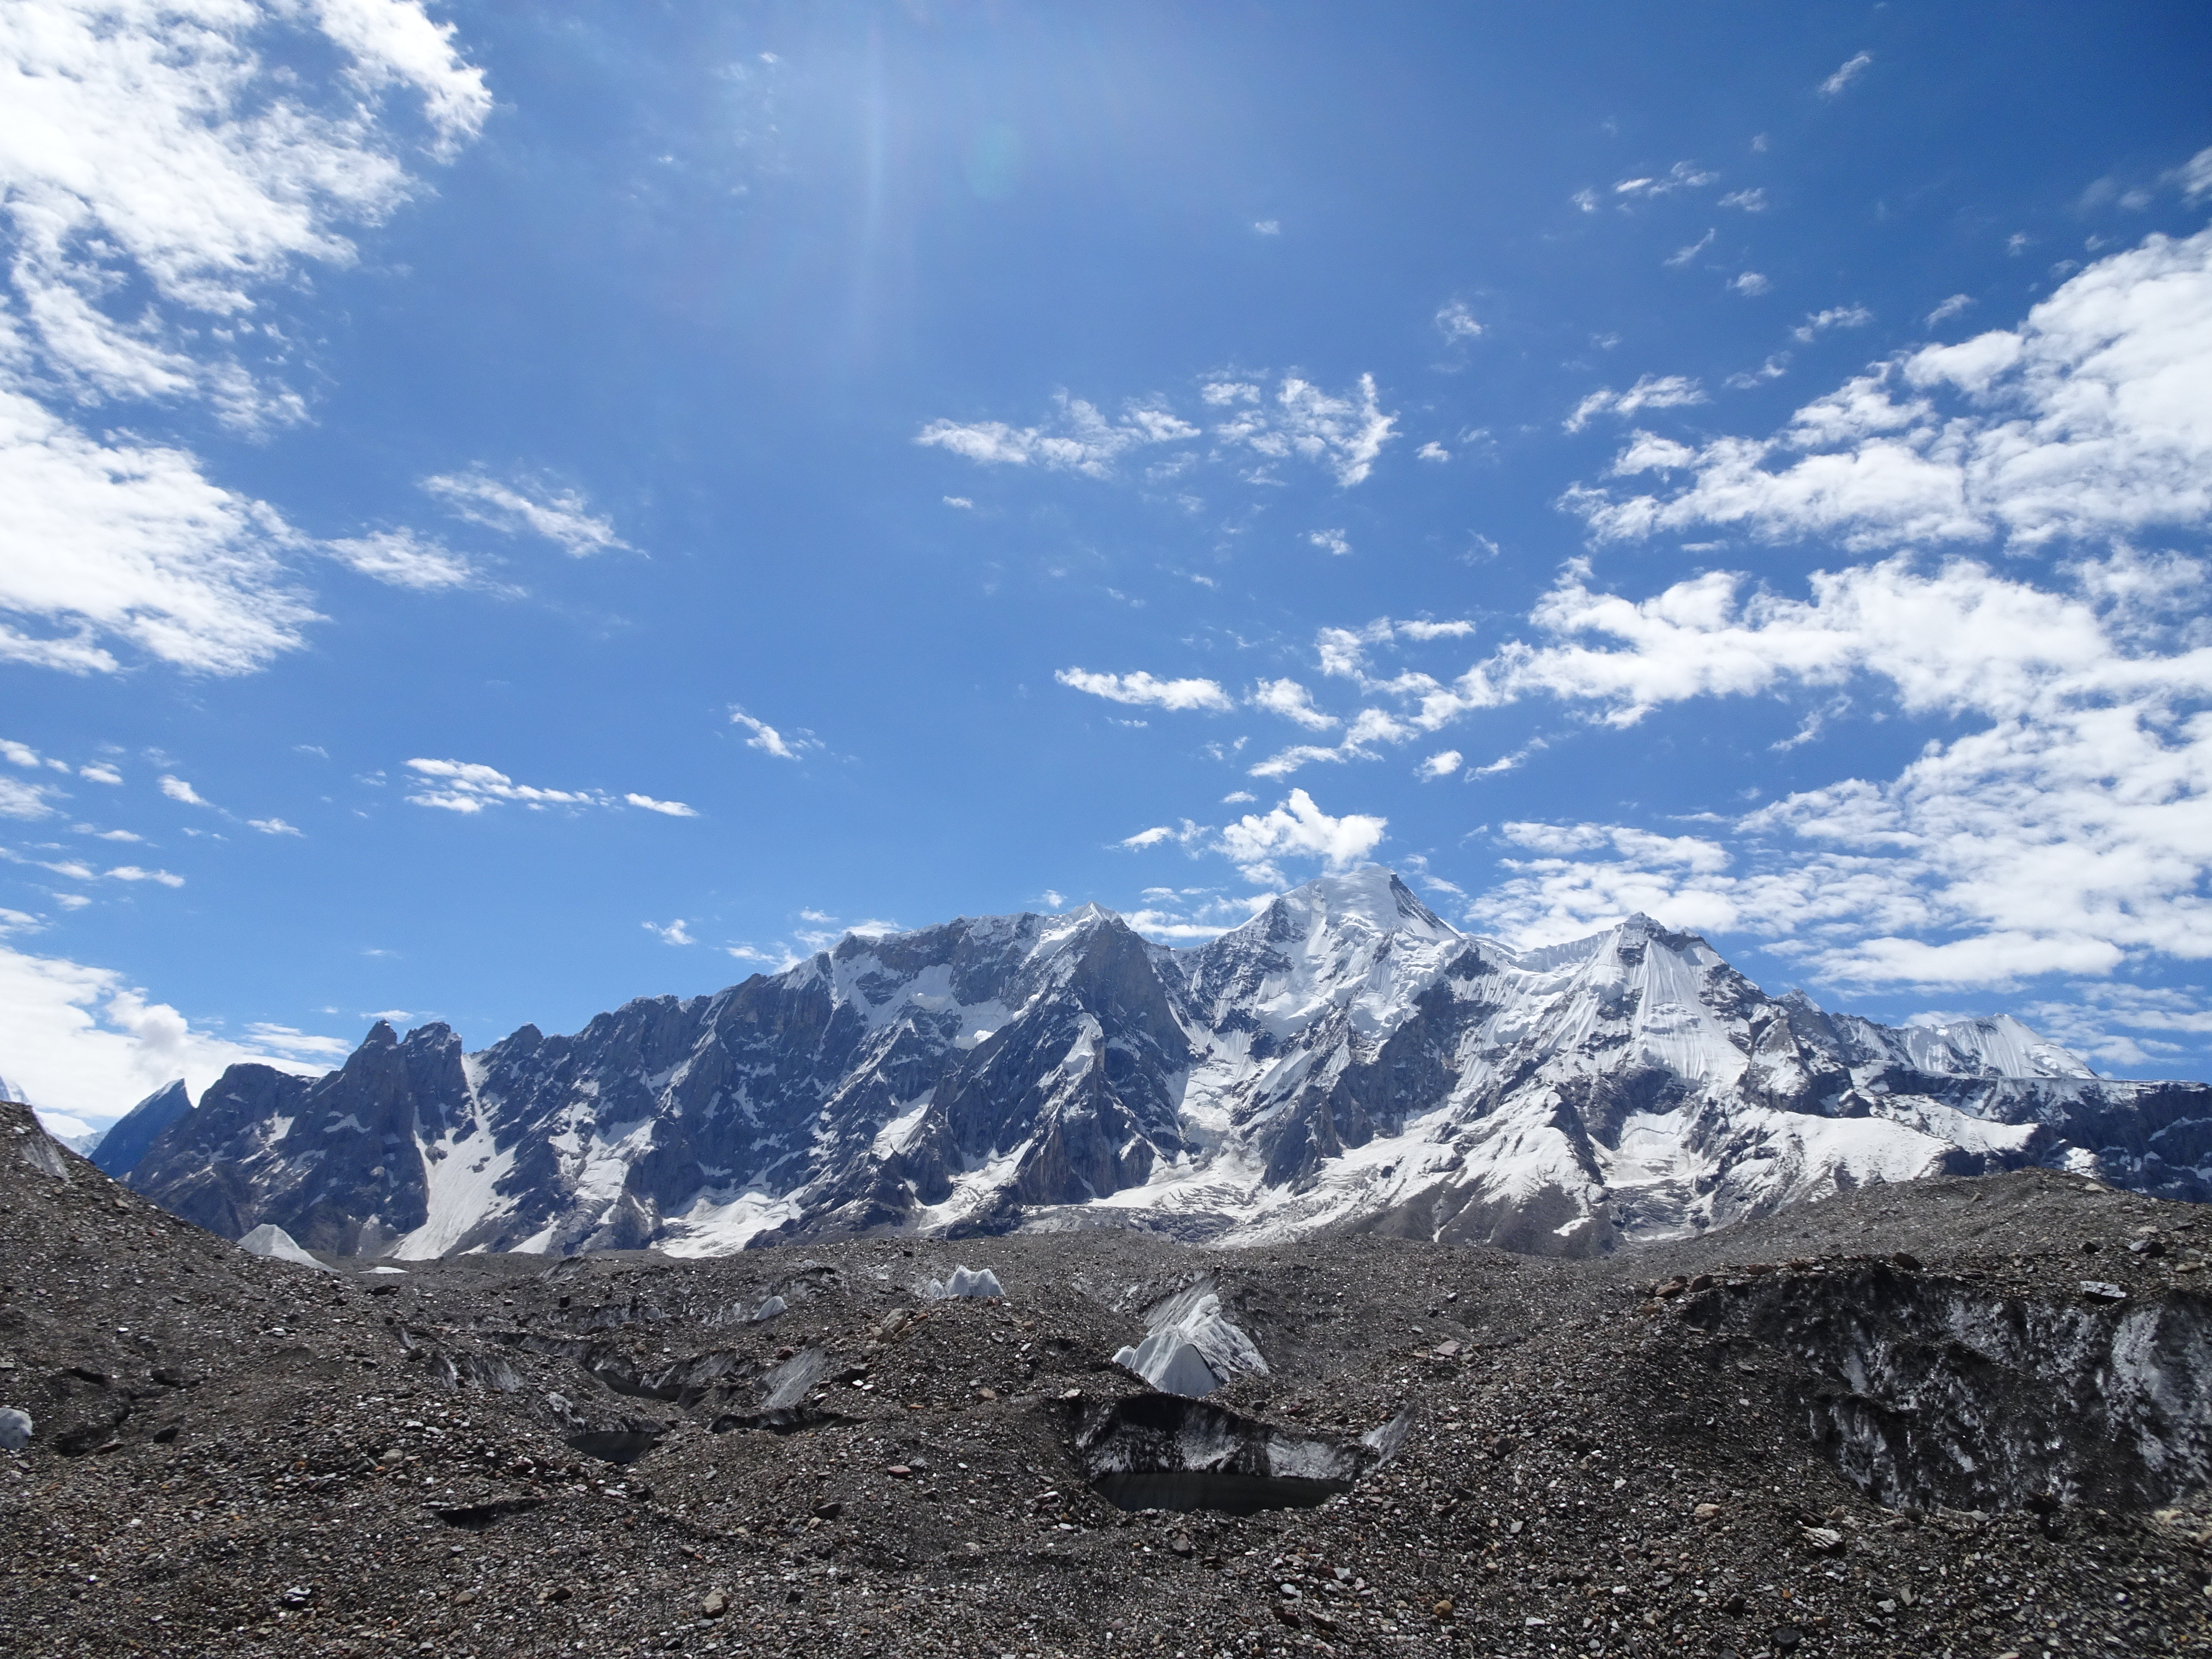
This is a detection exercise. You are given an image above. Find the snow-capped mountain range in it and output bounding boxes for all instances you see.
[116,871,2209,1258]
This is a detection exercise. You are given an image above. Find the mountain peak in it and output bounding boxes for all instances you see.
[1269,867,1457,941]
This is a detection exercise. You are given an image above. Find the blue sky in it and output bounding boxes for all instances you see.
[5,1,2212,1128]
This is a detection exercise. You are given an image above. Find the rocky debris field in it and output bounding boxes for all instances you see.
[3,1097,2210,1659]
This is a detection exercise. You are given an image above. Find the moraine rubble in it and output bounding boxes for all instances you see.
[4,1098,2209,1657]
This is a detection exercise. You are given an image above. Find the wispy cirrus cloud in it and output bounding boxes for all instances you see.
[421,472,631,557]
[1818,52,1874,98]
[325,529,486,591]
[919,370,1397,490]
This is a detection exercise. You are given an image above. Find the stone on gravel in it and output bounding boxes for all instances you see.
[0,1406,30,1450]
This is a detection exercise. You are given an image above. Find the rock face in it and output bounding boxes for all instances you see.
[121,870,2211,1258]
[89,1079,191,1179]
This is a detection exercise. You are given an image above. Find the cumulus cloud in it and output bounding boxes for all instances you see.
[1417,750,1462,781]
[1719,188,1767,212]
[1423,548,2212,987]
[0,0,488,675]
[1565,375,1707,433]
[729,708,819,759]
[0,941,340,1121]
[0,779,59,820]
[1307,528,1351,557]
[644,919,695,946]
[1434,300,1483,341]
[1213,372,1397,486]
[247,817,300,836]
[1565,229,2212,551]
[158,775,211,808]
[1794,305,1873,342]
[1925,293,1975,327]
[421,472,630,557]
[920,371,1396,489]
[1730,272,1772,296]
[625,793,698,817]
[402,758,603,813]
[1216,789,1387,886]
[915,395,1198,478]
[1250,678,1337,731]
[1056,668,1234,713]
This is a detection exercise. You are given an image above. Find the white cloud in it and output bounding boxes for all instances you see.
[1925,293,1975,327]
[1793,305,1873,342]
[247,817,300,836]
[1056,668,1233,713]
[402,757,604,813]
[0,388,319,674]
[1416,441,1450,463]
[920,372,1396,489]
[1567,229,2212,551]
[2179,146,2212,204]
[1665,229,1714,268]
[644,919,695,946]
[1565,375,1707,433]
[326,528,483,590]
[1120,889,1276,943]
[422,472,630,557]
[1819,51,1873,98]
[1253,220,1281,236]
[79,763,122,784]
[1209,372,1398,487]
[158,774,211,807]
[1719,188,1767,212]
[915,395,1199,478]
[0,941,339,1120]
[1425,548,2212,986]
[1730,272,1772,296]
[1250,678,1338,731]
[106,865,185,886]
[1417,750,1462,781]
[625,793,699,817]
[1308,528,1351,556]
[0,1,487,676]
[0,776,58,820]
[942,495,974,509]
[1435,300,1483,341]
[1571,188,1598,213]
[1221,790,1256,805]
[729,708,819,759]
[1398,619,1475,641]
[1612,162,1718,200]
[2,739,39,768]
[1216,789,1387,886]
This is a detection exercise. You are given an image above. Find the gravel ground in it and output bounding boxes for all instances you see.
[3,1098,2208,1659]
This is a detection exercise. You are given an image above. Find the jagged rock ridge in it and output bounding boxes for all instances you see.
[121,870,2211,1257]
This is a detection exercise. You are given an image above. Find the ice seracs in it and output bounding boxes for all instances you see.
[113,871,2211,1259]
